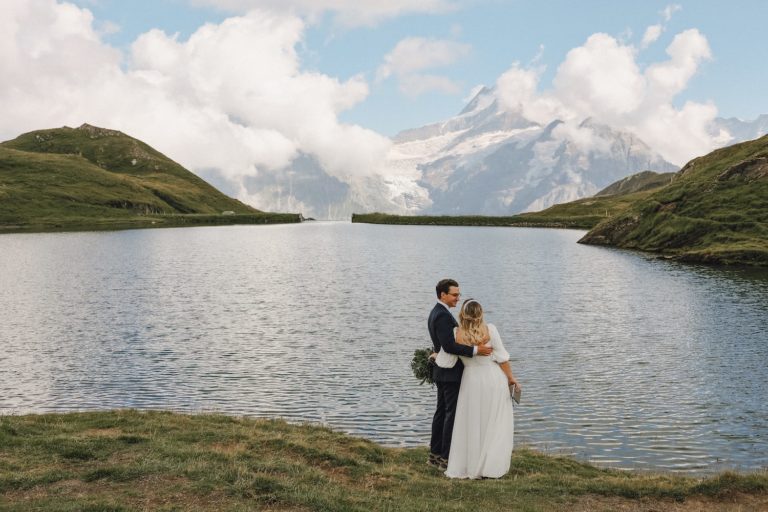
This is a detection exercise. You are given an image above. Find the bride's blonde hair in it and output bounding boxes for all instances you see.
[458,299,489,346]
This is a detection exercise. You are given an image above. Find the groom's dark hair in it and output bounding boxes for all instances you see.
[436,278,459,298]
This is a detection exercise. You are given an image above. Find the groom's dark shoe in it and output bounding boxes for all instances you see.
[427,453,441,467]
[438,457,448,471]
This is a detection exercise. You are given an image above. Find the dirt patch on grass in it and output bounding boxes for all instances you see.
[78,428,124,438]
[568,492,768,511]
[209,442,249,455]
[2,475,235,510]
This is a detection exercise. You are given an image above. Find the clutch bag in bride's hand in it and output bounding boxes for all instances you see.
[509,384,521,404]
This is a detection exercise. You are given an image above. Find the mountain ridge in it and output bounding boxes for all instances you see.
[388,87,679,216]
[224,85,768,220]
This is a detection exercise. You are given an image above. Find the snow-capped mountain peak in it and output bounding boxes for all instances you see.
[240,86,766,219]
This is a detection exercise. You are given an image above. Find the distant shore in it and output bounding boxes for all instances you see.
[1,410,765,511]
[0,212,302,234]
[351,212,597,229]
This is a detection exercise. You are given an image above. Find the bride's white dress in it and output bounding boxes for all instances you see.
[445,323,515,479]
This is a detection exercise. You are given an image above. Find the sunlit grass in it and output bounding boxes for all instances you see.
[1,410,765,511]
[581,135,768,265]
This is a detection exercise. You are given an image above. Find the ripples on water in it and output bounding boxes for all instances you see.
[1,223,767,474]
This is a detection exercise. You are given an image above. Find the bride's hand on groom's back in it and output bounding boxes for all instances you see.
[477,344,493,356]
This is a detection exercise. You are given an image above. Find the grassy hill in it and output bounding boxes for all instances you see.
[0,124,300,232]
[580,135,768,265]
[351,212,594,228]
[1,410,765,511]
[595,170,675,196]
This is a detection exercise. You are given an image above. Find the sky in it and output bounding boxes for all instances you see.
[2,0,767,190]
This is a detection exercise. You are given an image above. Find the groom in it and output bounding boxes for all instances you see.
[428,278,492,469]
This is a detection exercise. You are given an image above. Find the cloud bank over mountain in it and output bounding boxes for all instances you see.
[376,37,472,97]
[0,1,763,218]
[494,24,728,167]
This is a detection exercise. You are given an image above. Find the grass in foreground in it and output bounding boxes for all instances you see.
[1,410,766,512]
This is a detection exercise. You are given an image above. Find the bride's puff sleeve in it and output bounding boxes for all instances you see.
[489,324,510,364]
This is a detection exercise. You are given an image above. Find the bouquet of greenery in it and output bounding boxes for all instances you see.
[411,347,436,386]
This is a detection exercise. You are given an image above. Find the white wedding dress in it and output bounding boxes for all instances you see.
[445,323,515,479]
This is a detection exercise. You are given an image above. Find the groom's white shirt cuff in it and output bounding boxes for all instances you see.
[436,301,478,356]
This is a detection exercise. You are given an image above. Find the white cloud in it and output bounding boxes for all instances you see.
[495,28,718,166]
[640,4,682,50]
[551,122,612,154]
[554,33,645,117]
[189,0,457,27]
[376,37,471,80]
[496,64,566,125]
[641,24,662,48]
[0,0,392,209]
[645,29,711,98]
[662,4,682,22]
[376,37,470,97]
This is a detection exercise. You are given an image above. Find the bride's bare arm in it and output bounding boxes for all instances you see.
[499,361,520,388]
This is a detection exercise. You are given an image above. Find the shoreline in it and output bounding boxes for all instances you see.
[351,212,597,230]
[1,410,765,511]
[352,212,768,267]
[0,212,303,234]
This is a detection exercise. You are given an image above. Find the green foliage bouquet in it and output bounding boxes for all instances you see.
[411,347,435,386]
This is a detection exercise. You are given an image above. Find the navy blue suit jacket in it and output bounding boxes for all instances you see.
[428,303,474,383]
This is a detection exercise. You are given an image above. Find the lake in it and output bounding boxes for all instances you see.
[1,222,766,474]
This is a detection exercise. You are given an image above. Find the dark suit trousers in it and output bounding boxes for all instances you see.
[430,380,461,460]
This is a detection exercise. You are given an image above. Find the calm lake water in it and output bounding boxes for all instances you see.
[1,222,767,474]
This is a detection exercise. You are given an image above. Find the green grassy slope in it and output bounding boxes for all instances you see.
[514,188,664,228]
[595,170,675,196]
[580,135,768,265]
[351,212,592,228]
[0,124,301,231]
[1,410,765,511]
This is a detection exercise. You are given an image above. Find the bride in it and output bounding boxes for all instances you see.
[434,298,520,479]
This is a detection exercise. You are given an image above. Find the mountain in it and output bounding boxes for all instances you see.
[0,124,299,231]
[385,87,679,216]
[353,170,678,230]
[715,115,768,143]
[227,152,423,222]
[579,135,768,265]
[232,87,680,220]
[234,88,768,220]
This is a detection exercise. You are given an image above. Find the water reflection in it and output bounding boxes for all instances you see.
[1,223,766,474]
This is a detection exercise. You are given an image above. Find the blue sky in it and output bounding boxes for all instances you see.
[71,0,768,136]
